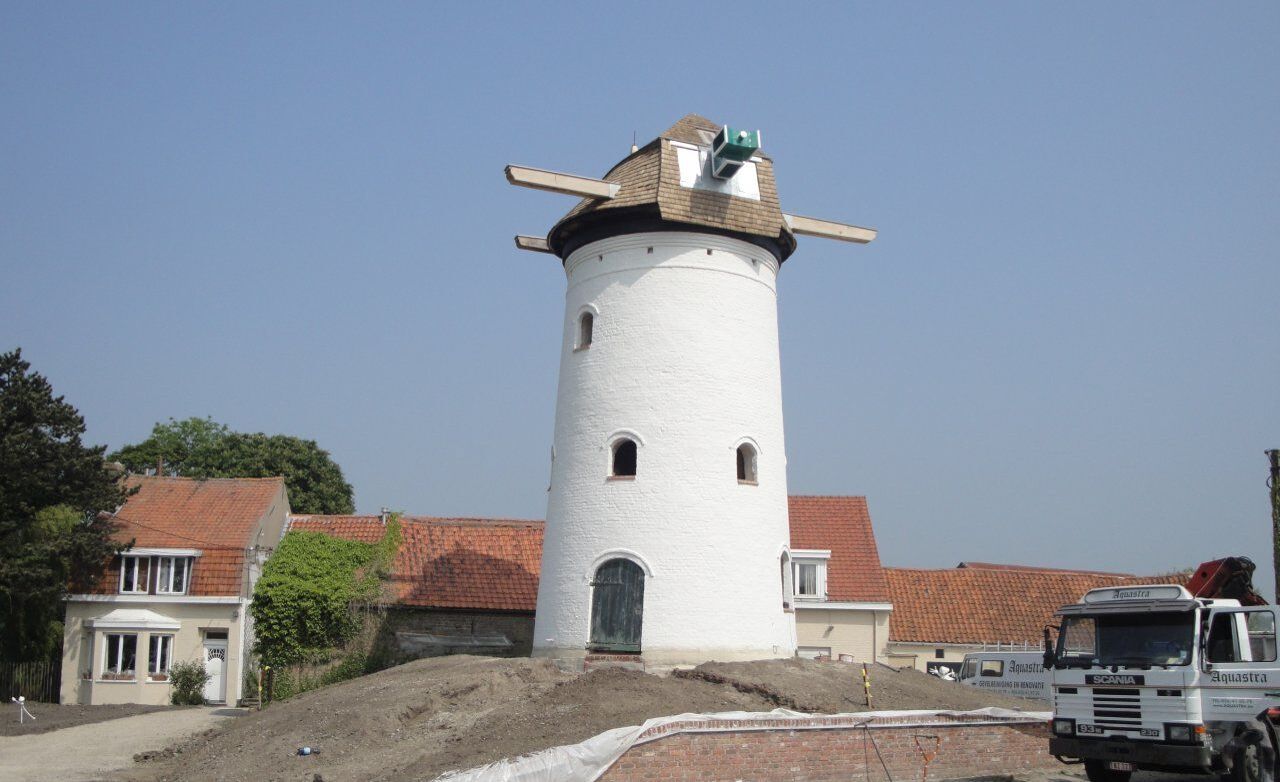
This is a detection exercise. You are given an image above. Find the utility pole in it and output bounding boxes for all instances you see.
[1269,449,1279,603]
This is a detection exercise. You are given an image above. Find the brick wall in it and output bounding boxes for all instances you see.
[371,607,535,661]
[599,715,1055,782]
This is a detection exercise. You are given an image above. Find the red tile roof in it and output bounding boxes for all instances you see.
[787,496,890,603]
[957,562,1135,577]
[89,476,286,597]
[288,515,544,612]
[885,566,1186,645]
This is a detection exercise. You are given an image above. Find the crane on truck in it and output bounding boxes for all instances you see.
[1044,556,1280,782]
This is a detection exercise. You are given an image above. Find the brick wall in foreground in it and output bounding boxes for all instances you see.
[600,715,1055,782]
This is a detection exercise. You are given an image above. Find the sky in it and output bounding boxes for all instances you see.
[3,3,1277,592]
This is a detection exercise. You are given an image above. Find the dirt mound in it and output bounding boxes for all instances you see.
[119,656,1042,782]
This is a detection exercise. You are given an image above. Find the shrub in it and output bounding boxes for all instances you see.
[169,660,210,705]
[250,518,399,669]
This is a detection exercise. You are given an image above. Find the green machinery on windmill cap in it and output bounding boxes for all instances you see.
[710,126,761,179]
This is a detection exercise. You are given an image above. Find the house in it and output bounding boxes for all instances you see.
[883,563,1181,674]
[292,496,892,666]
[60,476,289,705]
[787,496,893,662]
[286,514,543,659]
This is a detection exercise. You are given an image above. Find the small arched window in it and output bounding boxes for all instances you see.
[611,438,637,478]
[577,312,594,350]
[736,443,757,484]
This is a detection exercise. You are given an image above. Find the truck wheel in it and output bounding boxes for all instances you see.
[1084,760,1132,782]
[1234,743,1262,782]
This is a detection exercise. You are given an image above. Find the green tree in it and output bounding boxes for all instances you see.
[111,416,229,476]
[0,349,130,660]
[111,418,355,515]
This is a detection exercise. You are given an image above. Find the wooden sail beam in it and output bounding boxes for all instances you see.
[505,165,620,200]
[514,235,553,253]
[784,213,877,244]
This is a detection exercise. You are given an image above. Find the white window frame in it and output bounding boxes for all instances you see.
[792,550,831,601]
[154,556,189,595]
[119,555,147,594]
[102,633,137,679]
[148,634,174,679]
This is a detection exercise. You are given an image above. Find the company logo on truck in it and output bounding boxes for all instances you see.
[1086,674,1145,685]
[1111,589,1151,600]
[1210,671,1269,684]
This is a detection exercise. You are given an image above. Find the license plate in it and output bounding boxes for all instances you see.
[1108,762,1135,772]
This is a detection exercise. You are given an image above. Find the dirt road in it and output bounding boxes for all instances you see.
[0,706,242,782]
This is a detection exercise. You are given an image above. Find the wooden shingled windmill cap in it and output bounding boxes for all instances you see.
[506,114,876,263]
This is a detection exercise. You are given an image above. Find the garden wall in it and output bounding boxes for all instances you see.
[598,712,1055,782]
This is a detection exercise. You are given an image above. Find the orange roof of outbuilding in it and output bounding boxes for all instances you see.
[885,566,1186,645]
[288,515,544,612]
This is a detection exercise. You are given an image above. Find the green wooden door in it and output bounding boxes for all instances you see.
[589,559,644,653]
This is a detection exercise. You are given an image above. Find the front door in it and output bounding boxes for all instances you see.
[589,558,644,653]
[203,640,227,703]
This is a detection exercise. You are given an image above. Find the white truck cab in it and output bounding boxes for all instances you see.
[1047,584,1280,782]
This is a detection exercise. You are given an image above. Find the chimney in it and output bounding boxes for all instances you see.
[379,507,391,525]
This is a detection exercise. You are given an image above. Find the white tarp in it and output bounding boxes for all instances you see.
[433,707,1052,782]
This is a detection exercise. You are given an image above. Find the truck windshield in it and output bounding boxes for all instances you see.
[1057,612,1194,667]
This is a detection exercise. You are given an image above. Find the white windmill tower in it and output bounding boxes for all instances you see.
[507,115,875,667]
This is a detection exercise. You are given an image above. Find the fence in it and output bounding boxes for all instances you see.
[0,658,61,703]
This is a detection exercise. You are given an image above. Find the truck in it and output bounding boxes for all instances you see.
[958,651,1049,701]
[1044,557,1279,782]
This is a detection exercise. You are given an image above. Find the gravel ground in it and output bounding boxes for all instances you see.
[0,706,241,782]
[0,702,172,736]
[117,655,1044,782]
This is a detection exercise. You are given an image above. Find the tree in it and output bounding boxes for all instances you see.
[0,349,130,660]
[112,418,355,515]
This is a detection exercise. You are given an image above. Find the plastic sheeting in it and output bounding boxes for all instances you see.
[433,706,1053,782]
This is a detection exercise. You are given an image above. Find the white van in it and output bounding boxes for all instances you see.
[957,651,1048,701]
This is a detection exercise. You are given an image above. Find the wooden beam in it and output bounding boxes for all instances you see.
[784,213,877,244]
[514,235,553,254]
[504,165,620,199]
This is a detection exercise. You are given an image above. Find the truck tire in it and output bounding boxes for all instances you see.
[1084,760,1133,782]
[1234,743,1263,782]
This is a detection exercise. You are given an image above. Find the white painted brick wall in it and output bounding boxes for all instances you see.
[533,232,797,664]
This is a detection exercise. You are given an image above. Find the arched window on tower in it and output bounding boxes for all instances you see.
[737,443,758,484]
[577,312,594,350]
[610,438,637,478]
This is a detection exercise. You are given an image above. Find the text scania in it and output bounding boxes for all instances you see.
[1210,671,1269,684]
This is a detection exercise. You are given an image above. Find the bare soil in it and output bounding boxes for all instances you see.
[0,701,171,736]
[118,655,1042,782]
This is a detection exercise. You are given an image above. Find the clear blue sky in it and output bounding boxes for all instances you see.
[3,3,1277,590]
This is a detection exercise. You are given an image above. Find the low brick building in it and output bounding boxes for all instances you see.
[287,514,542,659]
[884,563,1180,673]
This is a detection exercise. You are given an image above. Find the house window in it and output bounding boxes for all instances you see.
[103,633,137,679]
[935,648,945,659]
[792,554,829,600]
[577,312,594,350]
[155,556,189,594]
[736,444,757,484]
[149,635,174,679]
[119,555,147,593]
[796,563,819,596]
[610,438,637,478]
